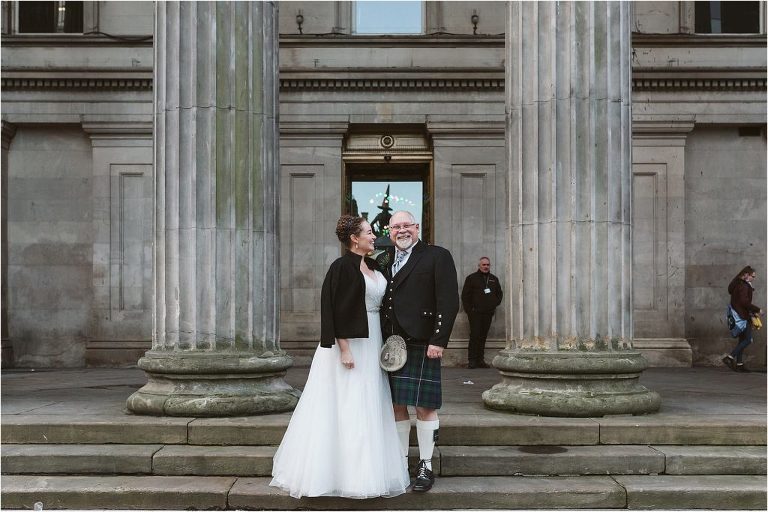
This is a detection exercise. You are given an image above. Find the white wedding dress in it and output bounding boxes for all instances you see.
[270,270,410,499]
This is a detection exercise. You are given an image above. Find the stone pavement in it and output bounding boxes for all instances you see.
[2,365,766,419]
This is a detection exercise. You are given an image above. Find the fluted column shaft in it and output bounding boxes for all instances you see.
[153,1,280,353]
[128,1,298,416]
[508,1,631,351]
[484,2,659,417]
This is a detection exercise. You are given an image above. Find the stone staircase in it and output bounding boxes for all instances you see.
[1,413,766,510]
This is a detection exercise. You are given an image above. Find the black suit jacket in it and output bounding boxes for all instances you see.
[381,241,459,347]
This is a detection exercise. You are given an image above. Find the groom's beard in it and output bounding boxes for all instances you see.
[395,234,414,251]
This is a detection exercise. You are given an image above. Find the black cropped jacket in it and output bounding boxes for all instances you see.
[320,251,380,348]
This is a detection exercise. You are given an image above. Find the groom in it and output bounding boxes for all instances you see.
[381,210,459,492]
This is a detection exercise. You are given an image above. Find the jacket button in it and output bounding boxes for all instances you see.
[438,314,442,318]
[389,307,392,310]
[438,322,442,326]
[435,329,440,333]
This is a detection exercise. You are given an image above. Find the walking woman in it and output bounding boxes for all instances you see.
[723,266,762,372]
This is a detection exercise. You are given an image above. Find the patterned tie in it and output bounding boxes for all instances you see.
[393,250,407,275]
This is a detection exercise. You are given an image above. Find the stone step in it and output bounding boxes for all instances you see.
[0,475,235,510]
[3,444,764,477]
[2,475,765,510]
[0,415,191,444]
[614,475,768,510]
[441,445,766,476]
[660,446,767,475]
[3,413,765,446]
[0,444,163,475]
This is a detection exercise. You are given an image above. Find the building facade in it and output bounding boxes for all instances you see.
[2,1,766,371]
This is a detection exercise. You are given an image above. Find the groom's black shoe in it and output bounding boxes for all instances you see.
[412,459,435,492]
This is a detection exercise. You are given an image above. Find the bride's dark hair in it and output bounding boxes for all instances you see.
[335,215,365,248]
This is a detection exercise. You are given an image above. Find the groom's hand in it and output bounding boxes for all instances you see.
[426,345,443,359]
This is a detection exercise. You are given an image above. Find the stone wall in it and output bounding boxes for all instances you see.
[98,1,153,35]
[633,2,686,34]
[6,126,93,367]
[685,127,767,367]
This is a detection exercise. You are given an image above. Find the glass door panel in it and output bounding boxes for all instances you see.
[345,163,431,248]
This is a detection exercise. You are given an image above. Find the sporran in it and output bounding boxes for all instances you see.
[380,335,407,372]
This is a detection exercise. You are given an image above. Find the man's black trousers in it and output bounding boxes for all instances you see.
[467,311,494,364]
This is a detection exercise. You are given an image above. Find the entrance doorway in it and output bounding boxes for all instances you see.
[342,127,434,247]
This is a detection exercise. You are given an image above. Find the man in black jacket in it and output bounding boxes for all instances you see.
[461,257,503,369]
[381,211,459,493]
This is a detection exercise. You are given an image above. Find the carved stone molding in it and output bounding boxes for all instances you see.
[5,75,504,93]
[427,121,505,136]
[82,121,153,135]
[344,132,430,154]
[1,34,152,47]
[280,77,504,92]
[343,131,432,163]
[632,116,697,140]
[1,77,152,90]
[279,121,349,136]
[278,35,504,47]
[5,75,760,93]
[633,77,766,91]
[632,33,767,47]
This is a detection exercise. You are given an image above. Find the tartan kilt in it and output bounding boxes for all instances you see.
[389,344,442,409]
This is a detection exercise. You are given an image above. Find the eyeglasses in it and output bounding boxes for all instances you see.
[388,223,416,231]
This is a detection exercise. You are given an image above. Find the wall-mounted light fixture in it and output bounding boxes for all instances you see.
[471,11,479,35]
[296,11,304,34]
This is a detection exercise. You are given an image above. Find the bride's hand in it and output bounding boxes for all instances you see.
[337,338,354,369]
[340,349,355,370]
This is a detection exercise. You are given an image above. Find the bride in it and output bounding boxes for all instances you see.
[270,215,410,499]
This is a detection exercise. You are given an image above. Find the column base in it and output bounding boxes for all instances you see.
[126,351,300,417]
[482,351,661,417]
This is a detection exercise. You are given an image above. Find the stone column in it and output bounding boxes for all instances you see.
[127,1,299,416]
[483,2,660,417]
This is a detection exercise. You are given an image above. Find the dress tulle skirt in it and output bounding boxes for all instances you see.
[270,311,410,499]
